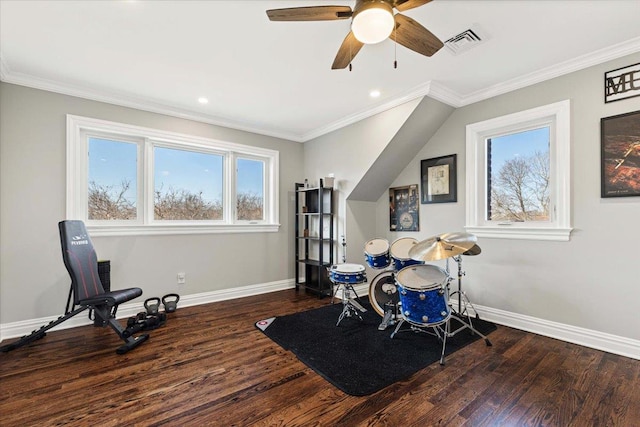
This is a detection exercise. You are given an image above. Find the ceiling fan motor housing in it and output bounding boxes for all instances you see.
[352,0,395,44]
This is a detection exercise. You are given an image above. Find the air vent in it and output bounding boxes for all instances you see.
[444,24,488,55]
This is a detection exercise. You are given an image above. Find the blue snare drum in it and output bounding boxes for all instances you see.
[364,238,391,269]
[395,264,450,327]
[329,263,367,284]
[390,237,424,271]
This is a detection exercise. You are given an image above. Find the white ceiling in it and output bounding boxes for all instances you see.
[1,0,640,142]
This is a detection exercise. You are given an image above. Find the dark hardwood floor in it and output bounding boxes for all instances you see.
[1,290,638,426]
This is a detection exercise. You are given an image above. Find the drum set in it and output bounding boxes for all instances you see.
[328,231,492,365]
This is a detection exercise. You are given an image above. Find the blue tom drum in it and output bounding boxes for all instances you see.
[390,237,424,271]
[364,238,391,269]
[395,264,450,327]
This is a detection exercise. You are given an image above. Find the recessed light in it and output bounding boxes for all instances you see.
[198,97,209,104]
[369,90,381,98]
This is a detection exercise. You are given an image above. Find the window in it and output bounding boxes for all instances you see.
[153,146,224,221]
[465,100,572,241]
[88,137,139,221]
[487,127,550,222]
[67,115,279,236]
[236,157,264,221]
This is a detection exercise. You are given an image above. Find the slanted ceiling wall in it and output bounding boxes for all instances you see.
[303,96,454,268]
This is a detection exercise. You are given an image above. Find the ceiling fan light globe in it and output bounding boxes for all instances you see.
[352,6,394,44]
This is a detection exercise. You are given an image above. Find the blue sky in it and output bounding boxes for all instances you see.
[89,138,138,204]
[88,138,264,204]
[489,127,549,173]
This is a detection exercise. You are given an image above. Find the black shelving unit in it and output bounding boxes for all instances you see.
[295,182,334,297]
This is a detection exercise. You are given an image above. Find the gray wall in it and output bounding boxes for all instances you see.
[303,98,422,266]
[378,52,640,341]
[0,83,303,324]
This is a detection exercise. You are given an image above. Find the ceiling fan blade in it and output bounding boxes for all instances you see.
[332,31,365,69]
[266,6,352,21]
[394,0,433,12]
[390,14,443,57]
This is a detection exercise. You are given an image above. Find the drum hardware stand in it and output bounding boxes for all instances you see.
[390,318,450,365]
[447,255,472,315]
[335,282,367,326]
[445,256,490,345]
[377,296,398,331]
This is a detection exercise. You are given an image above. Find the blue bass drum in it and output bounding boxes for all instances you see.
[329,263,367,284]
[364,238,391,269]
[390,237,424,271]
[395,264,450,327]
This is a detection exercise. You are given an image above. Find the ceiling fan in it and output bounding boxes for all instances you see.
[266,0,443,70]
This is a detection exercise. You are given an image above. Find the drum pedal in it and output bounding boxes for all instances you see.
[377,310,393,330]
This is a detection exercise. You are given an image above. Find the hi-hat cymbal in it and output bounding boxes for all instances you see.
[408,232,477,261]
[463,244,482,256]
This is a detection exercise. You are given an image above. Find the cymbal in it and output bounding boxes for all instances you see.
[463,244,482,256]
[408,232,477,261]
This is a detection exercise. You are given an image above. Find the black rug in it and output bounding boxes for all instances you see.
[256,301,497,396]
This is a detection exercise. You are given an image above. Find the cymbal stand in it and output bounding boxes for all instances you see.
[447,256,491,345]
[449,255,466,315]
[335,281,367,326]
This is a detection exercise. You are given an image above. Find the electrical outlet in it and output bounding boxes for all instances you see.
[177,272,186,285]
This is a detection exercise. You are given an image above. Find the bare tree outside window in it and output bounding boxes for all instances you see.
[154,185,223,220]
[488,128,550,222]
[88,180,136,220]
[236,192,263,220]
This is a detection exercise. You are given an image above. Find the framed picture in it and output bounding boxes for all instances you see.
[389,185,419,231]
[601,110,640,198]
[421,154,457,204]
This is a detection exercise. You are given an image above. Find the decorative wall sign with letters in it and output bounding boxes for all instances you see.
[604,62,640,103]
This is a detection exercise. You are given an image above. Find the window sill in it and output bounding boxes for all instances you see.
[87,223,280,237]
[464,226,573,242]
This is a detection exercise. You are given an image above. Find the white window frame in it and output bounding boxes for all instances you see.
[465,100,572,241]
[67,115,279,236]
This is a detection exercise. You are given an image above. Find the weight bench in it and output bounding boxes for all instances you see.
[0,220,148,354]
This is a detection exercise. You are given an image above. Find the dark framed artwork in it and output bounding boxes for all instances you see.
[389,184,419,231]
[601,110,640,198]
[420,154,457,204]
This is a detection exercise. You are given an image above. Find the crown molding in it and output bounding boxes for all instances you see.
[425,80,464,108]
[0,65,305,142]
[300,81,435,141]
[458,36,640,107]
[2,36,639,143]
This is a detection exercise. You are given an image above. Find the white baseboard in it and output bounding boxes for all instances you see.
[336,290,639,360]
[2,280,638,361]
[0,279,295,342]
[449,298,640,360]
